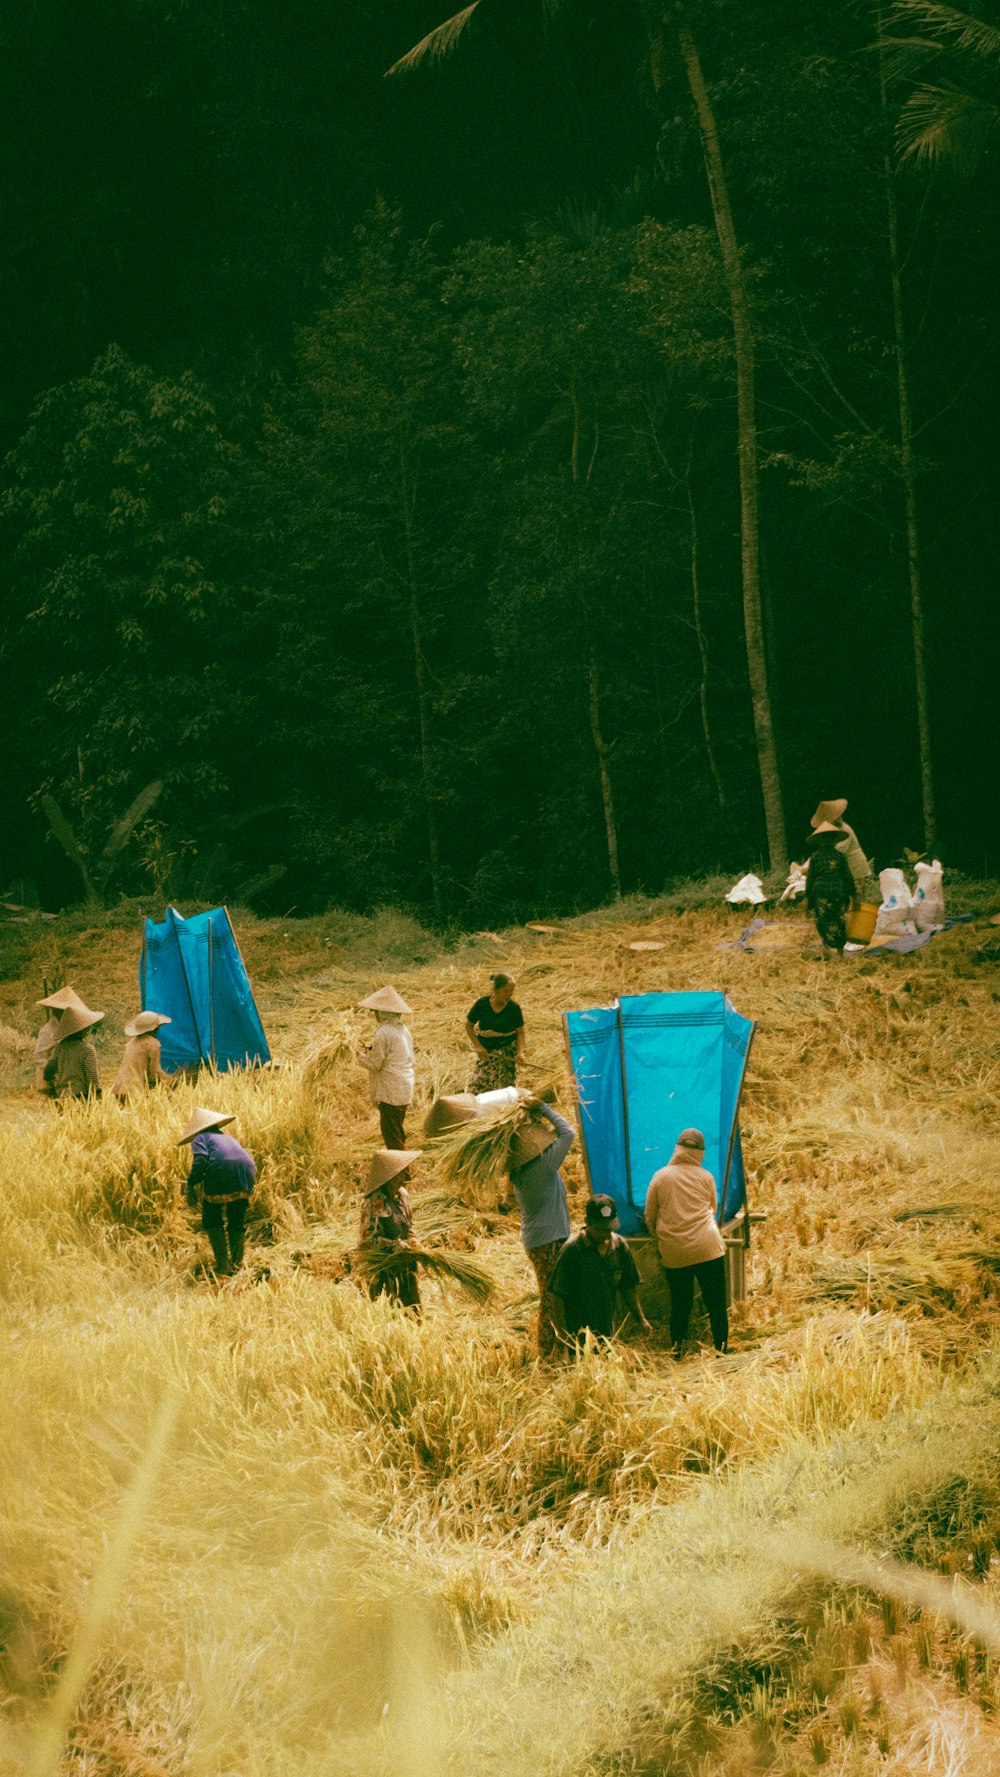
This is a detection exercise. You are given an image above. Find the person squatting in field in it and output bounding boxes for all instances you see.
[356,985,416,1149]
[43,1004,104,1099]
[805,820,857,959]
[466,973,526,1091]
[548,1193,650,1352]
[645,1127,728,1356]
[505,1097,576,1358]
[358,1148,422,1312]
[34,985,91,1094]
[180,1106,257,1276]
[112,1010,173,1098]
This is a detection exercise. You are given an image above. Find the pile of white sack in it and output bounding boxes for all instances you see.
[874,860,945,936]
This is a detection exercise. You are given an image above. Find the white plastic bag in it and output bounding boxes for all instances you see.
[912,860,944,931]
[874,868,915,936]
[726,873,767,906]
[780,862,808,903]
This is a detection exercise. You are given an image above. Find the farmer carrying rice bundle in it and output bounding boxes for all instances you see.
[805,821,856,959]
[180,1107,256,1277]
[357,985,415,1150]
[506,1097,576,1358]
[359,1148,422,1312]
[34,986,89,1093]
[112,1010,173,1099]
[43,1004,104,1099]
[810,797,872,898]
[465,973,526,1091]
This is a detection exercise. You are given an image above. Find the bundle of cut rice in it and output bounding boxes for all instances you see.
[356,1244,496,1303]
[428,1097,556,1203]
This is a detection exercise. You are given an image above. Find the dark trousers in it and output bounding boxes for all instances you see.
[202,1199,248,1274]
[664,1256,728,1352]
[378,1102,408,1149]
[369,1255,421,1312]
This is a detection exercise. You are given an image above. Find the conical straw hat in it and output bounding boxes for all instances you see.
[424,1093,479,1139]
[807,821,843,845]
[36,985,89,1012]
[364,1149,422,1194]
[124,1010,172,1037]
[811,798,847,828]
[177,1106,236,1145]
[55,1006,104,1041]
[358,985,412,1015]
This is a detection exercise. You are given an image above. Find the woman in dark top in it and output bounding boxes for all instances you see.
[465,973,526,1091]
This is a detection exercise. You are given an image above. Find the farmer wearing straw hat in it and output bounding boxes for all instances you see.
[111,1011,173,1099]
[359,1149,422,1311]
[356,985,415,1150]
[43,1005,104,1099]
[466,973,526,1092]
[644,1129,728,1356]
[805,822,856,959]
[179,1108,256,1276]
[810,798,872,897]
[34,986,89,1093]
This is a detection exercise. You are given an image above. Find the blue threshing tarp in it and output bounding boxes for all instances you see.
[564,991,752,1236]
[140,906,270,1072]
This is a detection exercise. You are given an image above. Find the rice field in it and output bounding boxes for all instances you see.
[1,882,1000,1775]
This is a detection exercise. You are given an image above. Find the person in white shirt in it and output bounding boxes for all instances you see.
[357,984,416,1148]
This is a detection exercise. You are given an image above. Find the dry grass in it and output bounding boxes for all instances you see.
[0,886,998,1774]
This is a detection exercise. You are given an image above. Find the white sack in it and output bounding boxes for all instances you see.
[780,862,808,903]
[912,859,945,931]
[874,867,915,936]
[726,873,767,906]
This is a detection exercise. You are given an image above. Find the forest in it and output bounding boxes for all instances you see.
[1,0,998,922]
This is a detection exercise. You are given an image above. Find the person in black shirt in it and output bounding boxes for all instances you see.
[805,822,857,959]
[465,972,526,1090]
[548,1195,650,1352]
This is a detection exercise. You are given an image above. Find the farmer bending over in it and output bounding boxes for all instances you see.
[805,820,856,959]
[180,1107,256,1277]
[548,1195,650,1353]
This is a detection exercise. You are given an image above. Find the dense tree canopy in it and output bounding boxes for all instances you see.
[1,0,997,916]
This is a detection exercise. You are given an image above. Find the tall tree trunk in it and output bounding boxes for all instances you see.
[569,384,622,897]
[670,2,787,871]
[399,444,444,922]
[683,460,726,810]
[878,32,936,850]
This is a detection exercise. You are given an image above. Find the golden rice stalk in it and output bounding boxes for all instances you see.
[428,1100,535,1201]
[356,1244,497,1303]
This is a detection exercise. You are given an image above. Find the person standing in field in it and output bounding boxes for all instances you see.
[506,1097,575,1358]
[43,1005,104,1099]
[810,797,872,899]
[644,1128,728,1357]
[358,1148,422,1312]
[805,821,857,959]
[466,973,526,1091]
[547,1195,650,1351]
[180,1107,257,1277]
[357,986,415,1150]
[34,985,89,1093]
[111,1010,173,1098]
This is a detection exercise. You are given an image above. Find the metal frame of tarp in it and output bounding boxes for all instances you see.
[140,904,270,1073]
[562,991,754,1239]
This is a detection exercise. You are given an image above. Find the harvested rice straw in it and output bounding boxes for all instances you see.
[355,1244,497,1303]
[428,1099,538,1204]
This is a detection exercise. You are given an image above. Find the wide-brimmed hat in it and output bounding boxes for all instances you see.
[55,1006,104,1041]
[124,1010,172,1038]
[811,798,847,828]
[807,821,843,845]
[365,1148,422,1194]
[36,985,89,1013]
[424,1093,479,1139]
[510,1118,556,1169]
[358,985,412,1015]
[177,1107,235,1145]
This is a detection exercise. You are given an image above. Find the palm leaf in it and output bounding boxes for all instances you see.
[38,794,95,900]
[99,780,164,864]
[889,0,1000,64]
[897,81,999,167]
[386,4,480,76]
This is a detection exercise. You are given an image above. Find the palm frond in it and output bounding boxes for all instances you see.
[386,4,480,77]
[897,80,999,168]
[889,0,1000,64]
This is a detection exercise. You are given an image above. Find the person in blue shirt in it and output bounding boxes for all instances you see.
[179,1106,257,1276]
[506,1097,575,1357]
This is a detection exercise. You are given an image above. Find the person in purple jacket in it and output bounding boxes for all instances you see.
[506,1097,576,1358]
[179,1106,257,1276]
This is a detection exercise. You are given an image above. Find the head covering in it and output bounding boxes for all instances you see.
[671,1127,705,1163]
[510,1118,556,1169]
[811,798,848,828]
[359,985,412,1016]
[585,1194,620,1231]
[124,1010,171,1037]
[178,1107,235,1145]
[55,1006,104,1041]
[365,1149,422,1195]
[424,1093,479,1139]
[807,821,843,846]
[36,985,89,1012]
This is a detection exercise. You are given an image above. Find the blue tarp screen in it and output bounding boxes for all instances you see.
[563,991,753,1236]
[140,906,270,1072]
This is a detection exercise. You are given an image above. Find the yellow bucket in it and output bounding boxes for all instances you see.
[845,902,879,944]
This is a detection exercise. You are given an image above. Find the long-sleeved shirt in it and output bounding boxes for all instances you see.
[112,1033,166,1097]
[34,1016,61,1067]
[644,1152,724,1267]
[44,1036,101,1098]
[359,1186,413,1246]
[358,1021,415,1107]
[833,821,872,891]
[186,1131,256,1206]
[509,1104,574,1251]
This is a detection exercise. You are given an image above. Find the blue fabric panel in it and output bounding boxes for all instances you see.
[563,1006,639,1232]
[141,906,270,1072]
[719,997,753,1222]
